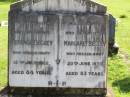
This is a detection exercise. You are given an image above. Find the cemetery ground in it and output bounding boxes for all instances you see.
[0,0,130,97]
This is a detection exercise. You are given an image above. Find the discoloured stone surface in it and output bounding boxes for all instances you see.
[9,11,108,88]
[8,0,109,95]
[0,87,106,97]
[10,0,106,14]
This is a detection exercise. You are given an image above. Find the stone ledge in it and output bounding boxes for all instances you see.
[0,87,106,97]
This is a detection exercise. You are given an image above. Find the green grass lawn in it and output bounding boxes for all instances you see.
[0,2,9,90]
[98,0,130,56]
[0,2,10,21]
[98,0,130,97]
[0,27,8,90]
[0,0,130,97]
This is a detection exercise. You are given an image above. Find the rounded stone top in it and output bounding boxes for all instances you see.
[10,0,106,14]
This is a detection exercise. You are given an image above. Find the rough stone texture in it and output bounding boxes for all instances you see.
[0,87,106,97]
[10,0,106,14]
[8,0,109,96]
[9,12,108,88]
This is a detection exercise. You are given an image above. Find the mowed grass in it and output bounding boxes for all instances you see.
[98,0,130,97]
[0,2,10,21]
[98,0,130,56]
[0,2,9,90]
[0,0,130,97]
[0,27,8,90]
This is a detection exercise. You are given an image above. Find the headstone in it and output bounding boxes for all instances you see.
[8,0,109,96]
[108,14,119,55]
[109,14,116,45]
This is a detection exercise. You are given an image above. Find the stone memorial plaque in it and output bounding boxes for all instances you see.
[9,0,108,89]
[58,15,108,88]
[9,13,59,87]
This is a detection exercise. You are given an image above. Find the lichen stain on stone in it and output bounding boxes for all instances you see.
[21,0,99,13]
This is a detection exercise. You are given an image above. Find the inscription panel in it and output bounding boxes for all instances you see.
[9,13,58,87]
[9,13,108,88]
[59,15,108,88]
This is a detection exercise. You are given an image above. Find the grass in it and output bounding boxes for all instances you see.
[0,2,9,90]
[0,2,10,21]
[0,27,8,90]
[108,55,130,97]
[98,0,130,56]
[0,0,130,97]
[97,0,130,97]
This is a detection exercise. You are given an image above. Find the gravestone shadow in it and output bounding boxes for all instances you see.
[0,87,106,97]
[0,86,9,97]
[112,77,130,93]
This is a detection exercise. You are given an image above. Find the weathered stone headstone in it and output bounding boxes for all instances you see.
[109,14,116,45]
[108,14,119,55]
[8,0,109,96]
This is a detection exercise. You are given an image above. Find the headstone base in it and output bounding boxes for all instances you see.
[0,87,106,97]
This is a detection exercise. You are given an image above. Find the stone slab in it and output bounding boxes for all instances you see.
[9,11,109,88]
